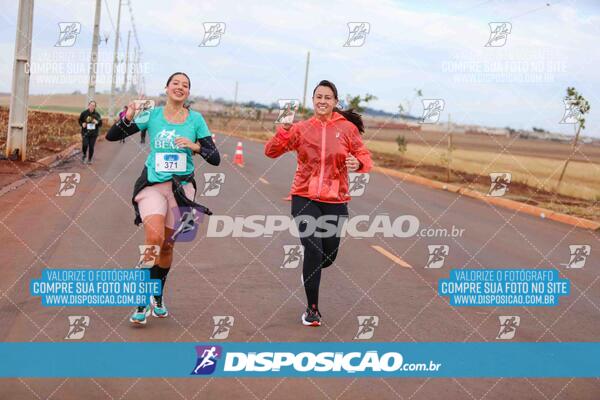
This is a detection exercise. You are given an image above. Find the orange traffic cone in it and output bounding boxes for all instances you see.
[233,141,244,166]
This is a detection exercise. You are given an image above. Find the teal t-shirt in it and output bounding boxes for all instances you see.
[134,106,211,183]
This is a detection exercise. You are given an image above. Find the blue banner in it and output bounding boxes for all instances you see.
[0,342,598,377]
[29,269,161,306]
[438,269,570,306]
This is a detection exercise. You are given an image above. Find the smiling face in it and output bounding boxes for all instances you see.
[312,85,337,117]
[165,74,190,103]
[88,101,96,112]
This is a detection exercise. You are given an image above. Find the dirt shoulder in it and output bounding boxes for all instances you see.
[0,107,107,189]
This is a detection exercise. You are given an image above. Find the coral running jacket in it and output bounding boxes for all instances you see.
[265,112,372,203]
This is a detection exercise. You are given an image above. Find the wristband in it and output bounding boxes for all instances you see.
[121,116,133,127]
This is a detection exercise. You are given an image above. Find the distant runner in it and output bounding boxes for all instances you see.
[78,100,102,164]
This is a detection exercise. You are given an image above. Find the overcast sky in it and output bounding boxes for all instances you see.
[0,0,599,136]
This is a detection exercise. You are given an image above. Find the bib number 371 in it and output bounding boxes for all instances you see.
[155,153,187,172]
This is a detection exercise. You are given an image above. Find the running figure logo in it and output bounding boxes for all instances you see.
[201,173,225,197]
[420,99,445,124]
[425,245,449,269]
[281,245,304,269]
[485,22,512,47]
[344,22,370,47]
[348,173,370,197]
[559,99,584,124]
[171,207,203,242]
[191,345,222,375]
[210,316,234,340]
[56,173,81,197]
[275,100,300,124]
[65,316,90,340]
[55,22,81,47]
[354,316,379,340]
[199,22,226,47]
[154,129,178,150]
[497,316,520,340]
[563,245,590,269]
[137,245,161,268]
[488,173,511,197]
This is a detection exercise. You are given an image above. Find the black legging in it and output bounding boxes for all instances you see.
[82,133,98,160]
[291,195,348,308]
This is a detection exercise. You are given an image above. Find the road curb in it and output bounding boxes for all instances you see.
[0,135,107,197]
[372,166,600,231]
[37,142,81,167]
[0,143,81,197]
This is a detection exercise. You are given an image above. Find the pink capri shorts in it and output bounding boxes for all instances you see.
[134,181,196,229]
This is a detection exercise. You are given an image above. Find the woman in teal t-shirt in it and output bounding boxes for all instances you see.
[106,72,220,326]
[135,102,212,183]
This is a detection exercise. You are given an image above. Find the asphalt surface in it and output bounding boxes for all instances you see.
[0,132,598,399]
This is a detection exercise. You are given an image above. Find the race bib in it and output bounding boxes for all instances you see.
[155,152,187,172]
[86,123,96,130]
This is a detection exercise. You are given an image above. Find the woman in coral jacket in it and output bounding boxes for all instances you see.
[265,80,372,327]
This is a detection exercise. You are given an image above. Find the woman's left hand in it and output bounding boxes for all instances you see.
[345,154,361,172]
[175,137,200,153]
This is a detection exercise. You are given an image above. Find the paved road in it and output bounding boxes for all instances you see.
[0,132,598,399]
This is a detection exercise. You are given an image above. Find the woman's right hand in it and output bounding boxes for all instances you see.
[282,123,292,131]
[125,101,137,121]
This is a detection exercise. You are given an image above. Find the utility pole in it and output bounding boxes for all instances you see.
[107,0,122,123]
[139,74,145,95]
[302,51,310,113]
[233,81,238,106]
[130,46,137,93]
[139,51,144,94]
[122,30,130,93]
[86,0,101,104]
[233,80,238,116]
[446,113,453,183]
[5,0,34,161]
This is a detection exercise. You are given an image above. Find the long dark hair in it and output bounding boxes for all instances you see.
[312,80,364,134]
[166,72,191,89]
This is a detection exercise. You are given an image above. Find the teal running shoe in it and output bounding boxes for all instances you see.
[130,305,151,325]
[151,296,169,318]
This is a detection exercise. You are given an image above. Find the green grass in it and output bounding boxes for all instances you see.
[30,105,109,115]
[29,105,81,114]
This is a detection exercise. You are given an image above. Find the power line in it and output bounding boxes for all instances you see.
[103,0,144,96]
[102,0,122,47]
[508,0,562,21]
[122,0,143,94]
[126,0,141,49]
[108,0,123,122]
